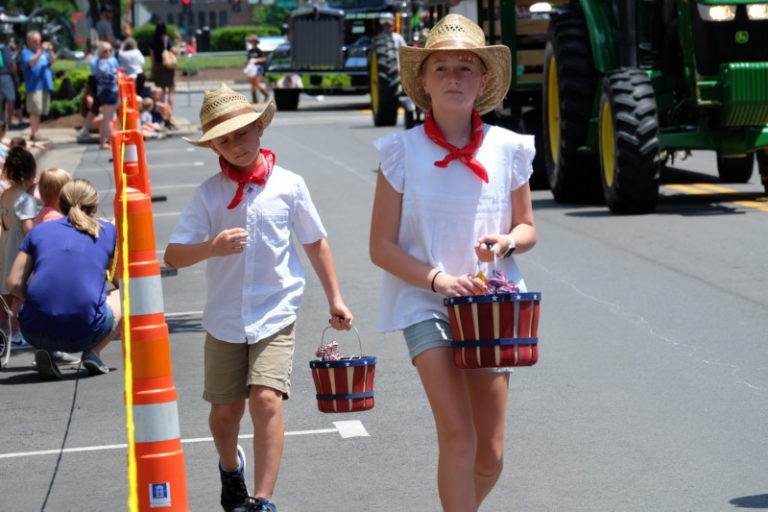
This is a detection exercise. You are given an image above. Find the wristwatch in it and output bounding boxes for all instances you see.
[503,235,516,258]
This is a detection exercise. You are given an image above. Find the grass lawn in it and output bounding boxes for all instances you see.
[52,53,246,73]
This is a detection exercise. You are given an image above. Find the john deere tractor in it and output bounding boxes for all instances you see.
[424,0,768,213]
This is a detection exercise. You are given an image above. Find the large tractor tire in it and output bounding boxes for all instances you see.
[757,149,768,193]
[520,109,549,190]
[599,69,661,214]
[369,35,400,127]
[274,88,300,111]
[543,8,602,203]
[716,153,754,183]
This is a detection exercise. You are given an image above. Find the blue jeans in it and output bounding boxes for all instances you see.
[21,305,116,354]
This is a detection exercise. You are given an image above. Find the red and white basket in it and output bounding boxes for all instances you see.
[444,292,541,369]
[309,327,376,413]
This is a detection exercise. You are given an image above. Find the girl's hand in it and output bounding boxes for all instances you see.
[210,227,249,257]
[434,272,486,297]
[328,302,353,330]
[475,234,512,261]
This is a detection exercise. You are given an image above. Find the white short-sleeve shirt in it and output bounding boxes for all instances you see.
[373,124,535,333]
[168,165,327,343]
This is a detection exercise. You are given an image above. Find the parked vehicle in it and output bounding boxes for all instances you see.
[266,0,418,126]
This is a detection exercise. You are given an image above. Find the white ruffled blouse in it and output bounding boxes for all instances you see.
[373,124,535,333]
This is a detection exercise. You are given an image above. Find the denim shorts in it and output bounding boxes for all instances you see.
[403,318,514,373]
[21,305,116,354]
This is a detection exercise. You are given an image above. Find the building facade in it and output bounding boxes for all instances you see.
[141,0,257,35]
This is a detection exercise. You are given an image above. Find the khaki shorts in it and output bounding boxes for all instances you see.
[26,89,50,115]
[203,323,295,403]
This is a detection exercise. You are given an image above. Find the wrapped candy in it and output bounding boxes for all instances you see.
[315,340,343,361]
[484,270,520,294]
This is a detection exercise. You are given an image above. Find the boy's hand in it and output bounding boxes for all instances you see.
[328,302,353,331]
[210,227,249,257]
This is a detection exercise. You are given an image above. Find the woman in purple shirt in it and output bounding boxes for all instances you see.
[5,179,122,379]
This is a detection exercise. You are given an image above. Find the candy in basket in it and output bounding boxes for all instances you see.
[309,327,376,413]
[444,269,541,369]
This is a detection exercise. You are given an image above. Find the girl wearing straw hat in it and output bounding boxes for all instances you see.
[369,14,537,511]
[165,85,354,512]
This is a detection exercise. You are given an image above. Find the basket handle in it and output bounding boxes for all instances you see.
[319,326,363,357]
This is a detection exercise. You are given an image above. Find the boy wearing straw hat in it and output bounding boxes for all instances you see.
[369,14,537,511]
[164,84,354,512]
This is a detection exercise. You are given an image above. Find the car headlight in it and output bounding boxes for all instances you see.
[747,3,768,20]
[697,3,737,21]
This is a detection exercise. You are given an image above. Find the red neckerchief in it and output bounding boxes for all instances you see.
[423,109,488,183]
[219,149,275,209]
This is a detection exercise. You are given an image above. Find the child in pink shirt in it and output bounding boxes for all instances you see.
[34,168,72,224]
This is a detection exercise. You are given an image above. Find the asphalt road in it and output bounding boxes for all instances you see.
[1,91,767,512]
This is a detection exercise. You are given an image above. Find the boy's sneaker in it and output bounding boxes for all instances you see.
[82,350,109,375]
[251,498,277,512]
[35,350,62,380]
[220,445,248,512]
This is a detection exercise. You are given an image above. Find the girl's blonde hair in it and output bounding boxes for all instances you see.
[59,179,102,238]
[38,167,72,205]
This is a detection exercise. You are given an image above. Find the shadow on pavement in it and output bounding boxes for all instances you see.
[167,314,204,334]
[730,494,768,508]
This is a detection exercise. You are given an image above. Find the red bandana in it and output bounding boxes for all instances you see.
[423,109,488,183]
[219,149,275,209]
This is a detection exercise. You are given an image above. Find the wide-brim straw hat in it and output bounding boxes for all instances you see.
[399,14,511,115]
[183,83,275,147]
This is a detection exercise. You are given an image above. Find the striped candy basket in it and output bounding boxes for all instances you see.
[309,327,376,413]
[444,292,541,369]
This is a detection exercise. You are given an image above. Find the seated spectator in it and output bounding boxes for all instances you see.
[5,179,122,379]
[150,86,176,130]
[34,167,72,224]
[139,96,164,140]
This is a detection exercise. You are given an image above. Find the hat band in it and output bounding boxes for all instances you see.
[202,106,255,133]
[429,40,478,50]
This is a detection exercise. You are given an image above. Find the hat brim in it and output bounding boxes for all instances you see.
[399,45,511,115]
[183,100,276,147]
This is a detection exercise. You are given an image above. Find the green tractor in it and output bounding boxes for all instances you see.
[426,0,768,213]
[545,0,768,213]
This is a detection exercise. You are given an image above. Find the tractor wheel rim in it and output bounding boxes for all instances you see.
[546,57,560,164]
[600,100,616,187]
[370,53,379,113]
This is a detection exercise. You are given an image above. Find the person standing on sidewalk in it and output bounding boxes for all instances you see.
[369,15,537,511]
[164,85,354,512]
[0,32,17,132]
[244,35,270,104]
[21,31,55,142]
[90,42,120,150]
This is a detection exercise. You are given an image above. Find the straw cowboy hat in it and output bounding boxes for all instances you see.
[183,83,275,147]
[399,14,511,115]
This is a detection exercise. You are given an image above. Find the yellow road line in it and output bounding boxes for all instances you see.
[663,183,711,195]
[663,183,768,212]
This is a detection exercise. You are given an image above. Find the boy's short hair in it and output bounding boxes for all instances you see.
[38,167,73,204]
[141,97,154,111]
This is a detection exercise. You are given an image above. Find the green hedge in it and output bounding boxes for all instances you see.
[211,26,281,51]
[49,91,84,119]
